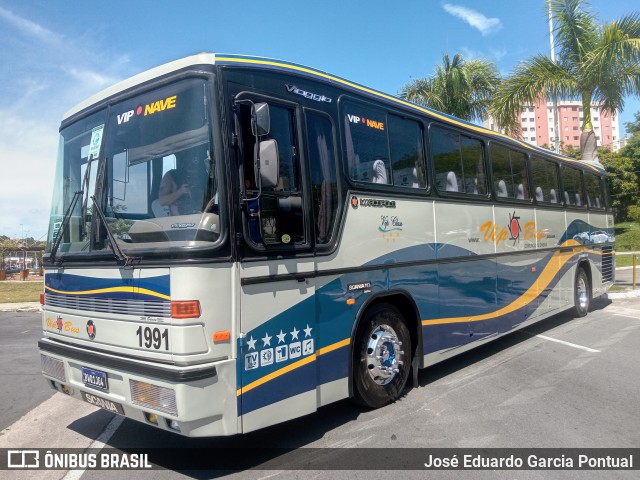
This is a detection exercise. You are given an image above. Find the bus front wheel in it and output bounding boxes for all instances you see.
[353,303,412,408]
[573,267,591,317]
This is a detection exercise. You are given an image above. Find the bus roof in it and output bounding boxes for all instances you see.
[63,52,606,174]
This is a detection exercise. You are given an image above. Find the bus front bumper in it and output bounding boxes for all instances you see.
[38,338,239,437]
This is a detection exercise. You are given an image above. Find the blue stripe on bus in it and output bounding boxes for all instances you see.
[236,242,606,415]
[44,273,170,300]
[238,358,317,415]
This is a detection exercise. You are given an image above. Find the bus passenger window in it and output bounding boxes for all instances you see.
[388,115,426,188]
[584,172,604,209]
[530,155,562,205]
[344,103,389,184]
[490,144,530,200]
[561,166,585,208]
[430,125,486,195]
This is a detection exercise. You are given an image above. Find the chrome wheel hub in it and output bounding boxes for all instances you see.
[577,276,588,311]
[365,324,405,385]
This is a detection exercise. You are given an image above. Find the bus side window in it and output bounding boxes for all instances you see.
[561,166,585,208]
[388,115,426,188]
[431,125,486,195]
[584,172,604,209]
[490,144,530,200]
[307,113,339,245]
[530,156,560,205]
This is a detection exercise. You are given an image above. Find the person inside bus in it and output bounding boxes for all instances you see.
[158,148,209,215]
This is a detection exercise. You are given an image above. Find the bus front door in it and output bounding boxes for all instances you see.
[234,98,318,433]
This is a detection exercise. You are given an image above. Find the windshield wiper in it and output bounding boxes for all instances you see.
[90,195,140,269]
[49,190,83,265]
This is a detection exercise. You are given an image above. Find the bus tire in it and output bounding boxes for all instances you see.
[353,303,412,408]
[573,267,591,317]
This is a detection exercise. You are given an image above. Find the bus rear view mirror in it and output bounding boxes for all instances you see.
[258,139,279,188]
[252,102,270,136]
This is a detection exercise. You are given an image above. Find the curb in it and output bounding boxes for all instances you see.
[608,289,640,299]
[0,303,41,312]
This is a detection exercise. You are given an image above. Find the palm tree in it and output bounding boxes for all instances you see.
[490,0,640,161]
[400,53,501,123]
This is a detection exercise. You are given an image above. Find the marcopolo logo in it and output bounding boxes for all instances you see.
[350,196,396,209]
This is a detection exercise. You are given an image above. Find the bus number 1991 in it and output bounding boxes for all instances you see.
[136,326,169,351]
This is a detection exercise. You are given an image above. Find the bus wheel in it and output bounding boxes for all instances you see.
[353,304,412,408]
[573,267,591,317]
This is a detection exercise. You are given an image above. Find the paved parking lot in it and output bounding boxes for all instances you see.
[1,293,639,479]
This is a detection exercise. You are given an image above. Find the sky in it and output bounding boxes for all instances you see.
[1,0,639,240]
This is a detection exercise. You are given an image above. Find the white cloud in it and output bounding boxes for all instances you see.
[0,5,64,46]
[0,7,133,239]
[443,3,502,36]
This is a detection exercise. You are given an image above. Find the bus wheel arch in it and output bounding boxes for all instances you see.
[573,261,592,317]
[349,293,421,408]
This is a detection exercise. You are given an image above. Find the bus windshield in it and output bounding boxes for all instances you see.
[45,77,222,260]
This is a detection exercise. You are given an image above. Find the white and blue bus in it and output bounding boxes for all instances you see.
[39,53,614,437]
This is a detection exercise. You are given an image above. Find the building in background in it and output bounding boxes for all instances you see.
[484,98,621,152]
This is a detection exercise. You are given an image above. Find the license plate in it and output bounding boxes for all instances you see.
[80,391,125,414]
[81,366,109,391]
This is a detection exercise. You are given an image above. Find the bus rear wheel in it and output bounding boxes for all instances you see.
[353,304,412,408]
[573,267,591,317]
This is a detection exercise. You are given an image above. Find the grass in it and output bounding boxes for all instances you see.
[0,280,43,303]
[615,222,640,267]
[0,224,636,300]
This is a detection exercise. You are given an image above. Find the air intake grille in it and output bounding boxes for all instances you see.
[601,246,614,283]
[45,293,170,317]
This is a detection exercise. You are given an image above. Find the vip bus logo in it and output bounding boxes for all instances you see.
[508,211,522,245]
[116,95,177,124]
[346,114,385,131]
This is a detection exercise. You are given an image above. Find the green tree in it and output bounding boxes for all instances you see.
[490,0,640,161]
[399,53,501,123]
[598,148,639,220]
[0,237,22,270]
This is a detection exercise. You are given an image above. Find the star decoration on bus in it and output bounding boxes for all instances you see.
[262,332,272,347]
[290,326,300,340]
[246,336,257,351]
[276,330,287,344]
[304,324,313,337]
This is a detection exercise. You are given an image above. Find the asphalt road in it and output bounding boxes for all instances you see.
[1,294,639,479]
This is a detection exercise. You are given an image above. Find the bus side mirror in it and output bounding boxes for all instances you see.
[258,139,279,188]
[252,103,270,137]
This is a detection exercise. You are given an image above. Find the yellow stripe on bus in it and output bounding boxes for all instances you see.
[422,241,586,326]
[44,285,171,301]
